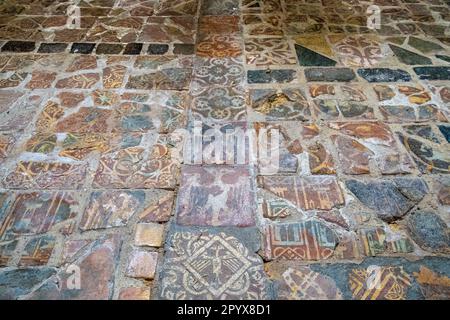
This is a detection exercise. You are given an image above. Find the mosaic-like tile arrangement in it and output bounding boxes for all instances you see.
[0,0,449,301]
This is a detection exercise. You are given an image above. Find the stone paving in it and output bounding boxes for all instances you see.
[0,0,449,300]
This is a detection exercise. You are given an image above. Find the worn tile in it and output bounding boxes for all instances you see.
[159,229,272,299]
[263,220,338,260]
[245,38,297,66]
[191,86,246,122]
[126,249,158,280]
[0,192,78,240]
[258,176,344,211]
[197,34,242,58]
[176,166,255,227]
[135,223,164,248]
[248,88,311,121]
[192,57,244,87]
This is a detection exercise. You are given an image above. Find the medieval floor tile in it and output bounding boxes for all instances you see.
[262,220,338,260]
[197,34,242,58]
[266,264,343,300]
[0,0,449,301]
[134,223,165,248]
[407,211,449,253]
[247,69,296,84]
[19,235,56,267]
[257,176,345,211]
[93,146,179,189]
[118,287,151,300]
[201,0,240,16]
[0,192,79,241]
[198,16,240,35]
[192,57,245,87]
[248,88,311,121]
[2,41,35,52]
[158,228,272,299]
[176,166,255,227]
[305,68,356,82]
[3,162,87,190]
[126,249,158,280]
[139,17,195,43]
[28,235,121,300]
[346,178,428,221]
[245,37,297,66]
[190,86,246,122]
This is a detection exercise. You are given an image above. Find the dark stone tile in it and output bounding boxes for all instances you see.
[305,68,355,82]
[96,43,124,55]
[345,178,427,221]
[70,43,96,54]
[408,36,444,53]
[124,43,143,55]
[404,124,440,143]
[438,125,450,143]
[2,41,35,53]
[398,132,450,174]
[0,268,56,299]
[414,66,450,80]
[173,43,195,55]
[295,44,337,67]
[247,69,296,84]
[201,0,240,16]
[408,211,449,252]
[389,44,432,65]
[357,68,411,82]
[148,44,169,55]
[436,54,450,63]
[38,43,68,53]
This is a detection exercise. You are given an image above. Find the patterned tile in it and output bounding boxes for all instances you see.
[263,221,337,260]
[176,166,255,227]
[3,162,87,190]
[0,192,79,241]
[93,144,180,189]
[191,86,246,122]
[329,35,386,67]
[243,14,283,36]
[192,57,245,87]
[196,34,243,58]
[113,91,187,133]
[245,37,296,66]
[247,88,311,121]
[139,17,195,43]
[159,229,272,299]
[257,176,345,211]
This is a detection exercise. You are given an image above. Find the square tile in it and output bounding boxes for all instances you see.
[0,192,79,241]
[245,37,297,66]
[192,57,245,87]
[196,34,242,58]
[159,229,272,299]
[176,165,256,227]
[191,86,246,122]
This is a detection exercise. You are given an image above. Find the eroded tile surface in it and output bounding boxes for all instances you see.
[0,0,449,301]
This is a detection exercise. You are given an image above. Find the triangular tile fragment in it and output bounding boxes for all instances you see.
[390,45,432,65]
[294,35,333,57]
[408,37,443,53]
[295,44,336,67]
[436,55,450,63]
